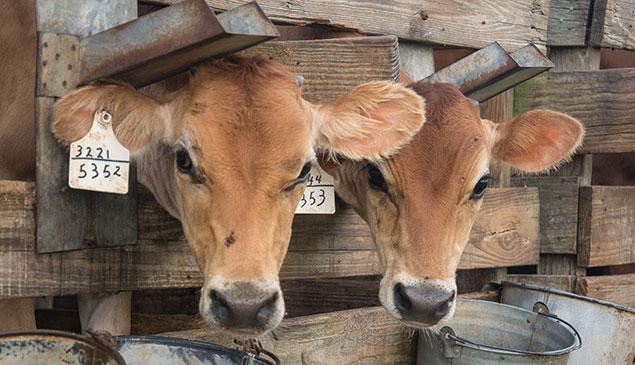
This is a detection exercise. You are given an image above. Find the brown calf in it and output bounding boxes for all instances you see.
[52,56,425,335]
[322,82,583,327]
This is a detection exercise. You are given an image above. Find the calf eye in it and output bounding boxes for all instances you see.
[366,163,388,192]
[470,174,491,200]
[176,149,193,172]
[298,162,312,181]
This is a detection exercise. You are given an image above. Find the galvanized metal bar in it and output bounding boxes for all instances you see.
[422,43,553,102]
[78,0,279,88]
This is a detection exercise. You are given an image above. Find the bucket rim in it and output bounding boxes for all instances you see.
[440,299,582,356]
[0,329,126,365]
[116,335,274,365]
[502,281,635,313]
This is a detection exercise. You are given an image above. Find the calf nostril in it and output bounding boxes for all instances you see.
[210,290,230,322]
[393,283,412,312]
[256,292,279,325]
[434,290,455,320]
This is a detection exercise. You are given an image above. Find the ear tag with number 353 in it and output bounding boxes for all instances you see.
[68,110,130,194]
[295,164,336,214]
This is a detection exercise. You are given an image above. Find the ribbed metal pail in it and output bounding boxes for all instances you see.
[501,281,635,364]
[0,329,124,365]
[417,299,581,364]
[117,336,274,365]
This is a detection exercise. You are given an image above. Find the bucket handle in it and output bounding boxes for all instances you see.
[440,307,582,357]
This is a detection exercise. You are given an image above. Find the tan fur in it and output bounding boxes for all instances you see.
[322,82,584,328]
[52,55,424,334]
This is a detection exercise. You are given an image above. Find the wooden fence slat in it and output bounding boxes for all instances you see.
[547,0,594,47]
[0,181,539,298]
[199,0,549,52]
[511,176,580,254]
[575,274,635,308]
[507,274,576,292]
[514,68,635,154]
[577,186,635,267]
[590,0,635,51]
[161,306,417,364]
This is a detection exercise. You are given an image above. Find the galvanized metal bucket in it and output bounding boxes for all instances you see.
[417,299,581,364]
[501,281,635,364]
[117,336,274,365]
[0,329,125,365]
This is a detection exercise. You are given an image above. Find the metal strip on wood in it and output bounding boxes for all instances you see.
[78,1,279,88]
[422,42,553,102]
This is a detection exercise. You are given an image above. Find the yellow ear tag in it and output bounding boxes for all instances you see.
[295,164,336,214]
[68,110,130,194]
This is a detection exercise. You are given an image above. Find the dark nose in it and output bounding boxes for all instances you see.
[210,284,279,332]
[393,282,455,325]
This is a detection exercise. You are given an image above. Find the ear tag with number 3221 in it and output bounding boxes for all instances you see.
[295,164,336,214]
[68,110,130,194]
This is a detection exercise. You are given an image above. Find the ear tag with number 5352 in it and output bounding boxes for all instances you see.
[295,164,336,214]
[68,110,130,194]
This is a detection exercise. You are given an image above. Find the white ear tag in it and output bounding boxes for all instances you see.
[295,164,336,214]
[68,110,130,194]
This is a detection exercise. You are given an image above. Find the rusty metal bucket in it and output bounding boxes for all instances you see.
[116,336,274,365]
[0,330,124,364]
[501,281,635,364]
[417,299,581,364]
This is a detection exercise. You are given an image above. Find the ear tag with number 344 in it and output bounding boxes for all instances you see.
[68,110,130,194]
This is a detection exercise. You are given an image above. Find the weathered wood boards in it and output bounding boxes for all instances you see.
[164,0,550,52]
[507,274,576,292]
[575,274,635,308]
[589,0,635,51]
[511,177,580,254]
[547,0,594,47]
[247,36,400,103]
[161,306,417,364]
[577,186,635,267]
[514,68,635,154]
[0,181,539,298]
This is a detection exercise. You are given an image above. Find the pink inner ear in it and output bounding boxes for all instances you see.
[504,125,572,171]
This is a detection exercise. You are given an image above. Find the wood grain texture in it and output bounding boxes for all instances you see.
[204,0,548,52]
[575,274,635,307]
[507,274,576,292]
[246,36,400,104]
[161,306,417,364]
[590,0,635,50]
[0,182,539,298]
[577,186,635,267]
[514,68,635,154]
[547,0,593,46]
[511,177,580,254]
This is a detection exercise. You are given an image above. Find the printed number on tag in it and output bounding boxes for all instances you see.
[68,110,130,194]
[295,164,335,214]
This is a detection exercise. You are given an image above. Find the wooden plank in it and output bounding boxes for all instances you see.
[161,306,417,364]
[511,177,580,254]
[247,36,400,103]
[507,274,576,292]
[514,68,635,154]
[197,0,549,52]
[575,274,635,307]
[0,182,539,298]
[590,0,635,51]
[547,0,594,47]
[578,186,635,267]
[460,187,540,269]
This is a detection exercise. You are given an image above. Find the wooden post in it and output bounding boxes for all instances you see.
[35,0,138,253]
[535,46,600,279]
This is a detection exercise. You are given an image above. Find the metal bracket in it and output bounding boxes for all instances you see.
[422,42,554,102]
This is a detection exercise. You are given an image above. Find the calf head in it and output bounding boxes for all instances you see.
[321,82,583,327]
[52,56,424,335]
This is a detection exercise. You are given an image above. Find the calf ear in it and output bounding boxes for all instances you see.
[492,110,584,172]
[311,81,425,161]
[53,80,171,154]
